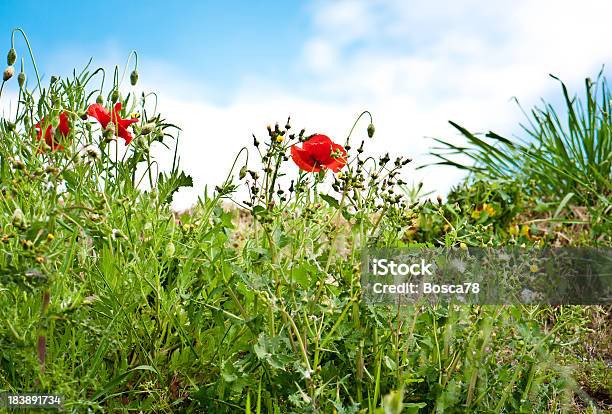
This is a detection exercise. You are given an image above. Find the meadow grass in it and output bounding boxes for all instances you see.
[0,31,609,413]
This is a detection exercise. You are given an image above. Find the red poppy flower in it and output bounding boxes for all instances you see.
[87,102,139,144]
[35,112,71,151]
[291,134,347,173]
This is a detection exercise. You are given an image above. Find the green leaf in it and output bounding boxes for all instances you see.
[320,193,340,209]
[383,355,397,371]
[553,192,574,218]
[157,170,193,205]
[252,205,267,217]
[92,365,158,400]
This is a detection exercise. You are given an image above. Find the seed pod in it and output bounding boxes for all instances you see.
[17,71,25,88]
[140,122,155,135]
[104,122,116,138]
[111,228,127,240]
[96,94,104,104]
[130,69,138,86]
[367,123,375,138]
[3,66,14,81]
[111,89,119,102]
[7,48,16,66]
[164,241,176,257]
[12,208,27,229]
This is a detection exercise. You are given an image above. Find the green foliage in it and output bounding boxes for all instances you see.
[427,72,612,207]
[0,31,608,413]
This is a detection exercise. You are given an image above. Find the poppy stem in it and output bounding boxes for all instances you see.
[344,110,373,147]
[143,92,159,115]
[85,67,105,95]
[119,50,138,85]
[11,28,42,94]
[222,147,249,189]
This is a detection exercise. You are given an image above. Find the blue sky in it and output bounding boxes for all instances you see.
[1,1,311,100]
[2,1,611,209]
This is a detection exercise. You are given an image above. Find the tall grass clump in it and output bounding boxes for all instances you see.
[427,73,611,207]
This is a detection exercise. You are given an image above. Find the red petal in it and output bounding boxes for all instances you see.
[302,134,334,164]
[34,118,45,141]
[118,117,139,129]
[302,135,332,155]
[58,112,70,137]
[291,145,321,172]
[87,104,110,128]
[117,125,133,145]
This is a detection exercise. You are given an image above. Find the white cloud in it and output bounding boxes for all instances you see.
[156,0,612,209]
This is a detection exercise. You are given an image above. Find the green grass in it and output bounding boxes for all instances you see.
[0,30,609,413]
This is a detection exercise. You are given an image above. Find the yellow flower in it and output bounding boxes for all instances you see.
[520,225,530,237]
[483,203,496,217]
[276,135,284,143]
[529,263,538,273]
[47,233,55,241]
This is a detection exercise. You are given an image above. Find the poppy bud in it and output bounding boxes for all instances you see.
[96,94,104,104]
[239,165,248,180]
[17,71,25,88]
[50,75,58,84]
[252,134,260,147]
[367,123,375,138]
[7,48,16,66]
[130,69,138,86]
[111,89,119,102]
[3,66,14,81]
